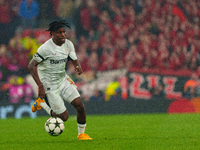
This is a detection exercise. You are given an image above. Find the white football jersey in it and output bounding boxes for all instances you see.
[33,38,77,91]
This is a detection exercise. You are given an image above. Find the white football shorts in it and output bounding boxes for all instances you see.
[45,78,80,114]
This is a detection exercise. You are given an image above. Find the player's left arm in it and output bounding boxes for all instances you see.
[68,40,83,75]
[72,59,83,75]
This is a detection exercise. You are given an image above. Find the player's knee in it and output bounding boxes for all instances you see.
[61,115,68,122]
[58,110,69,122]
[59,113,68,122]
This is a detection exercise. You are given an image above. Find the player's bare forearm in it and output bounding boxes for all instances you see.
[71,59,83,75]
[28,59,43,87]
[71,59,80,68]
[28,59,45,98]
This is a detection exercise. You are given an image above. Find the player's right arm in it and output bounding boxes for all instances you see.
[28,59,45,98]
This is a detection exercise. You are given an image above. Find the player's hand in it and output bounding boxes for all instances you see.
[75,66,83,75]
[38,85,45,99]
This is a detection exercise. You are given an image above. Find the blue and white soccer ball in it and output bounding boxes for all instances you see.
[44,117,65,136]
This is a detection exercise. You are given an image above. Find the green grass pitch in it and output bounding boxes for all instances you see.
[0,113,200,150]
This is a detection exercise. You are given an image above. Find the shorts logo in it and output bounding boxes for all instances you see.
[67,78,73,85]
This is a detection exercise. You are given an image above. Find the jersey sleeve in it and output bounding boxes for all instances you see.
[33,45,47,63]
[68,41,77,60]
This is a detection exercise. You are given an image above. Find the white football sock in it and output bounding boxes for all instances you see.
[77,123,86,135]
[40,102,51,115]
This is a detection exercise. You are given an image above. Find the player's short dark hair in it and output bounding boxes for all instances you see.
[46,20,71,35]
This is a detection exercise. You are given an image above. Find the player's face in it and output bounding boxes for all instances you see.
[52,28,67,46]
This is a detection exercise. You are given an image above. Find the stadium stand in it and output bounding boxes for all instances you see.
[0,0,200,103]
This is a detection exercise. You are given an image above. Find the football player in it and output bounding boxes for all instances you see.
[28,20,92,140]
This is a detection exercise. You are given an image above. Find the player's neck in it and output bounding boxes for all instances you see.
[52,38,63,46]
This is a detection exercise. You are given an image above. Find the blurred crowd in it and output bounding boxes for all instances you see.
[1,0,200,103]
[74,0,200,73]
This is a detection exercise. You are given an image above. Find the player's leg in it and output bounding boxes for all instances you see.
[45,91,69,122]
[65,88,92,140]
[32,96,55,117]
[50,109,69,122]
[71,97,92,140]
[60,78,92,140]
[32,89,69,122]
[71,97,86,134]
[32,99,69,122]
[71,97,86,124]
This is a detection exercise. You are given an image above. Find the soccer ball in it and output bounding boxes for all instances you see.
[44,117,65,136]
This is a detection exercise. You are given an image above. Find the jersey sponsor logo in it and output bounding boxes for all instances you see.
[50,58,68,64]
